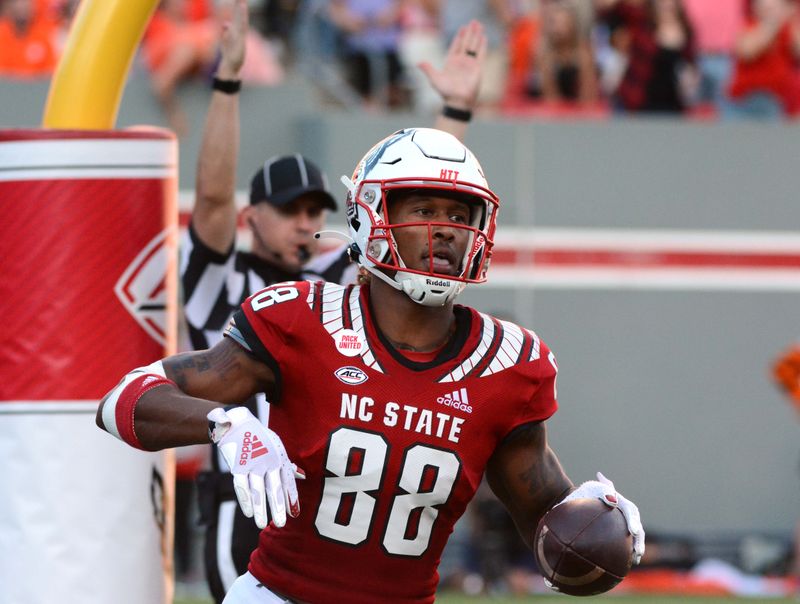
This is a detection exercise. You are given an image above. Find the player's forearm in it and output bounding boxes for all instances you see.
[485,423,573,549]
[131,385,219,450]
[96,341,274,450]
[197,84,239,203]
[96,377,219,451]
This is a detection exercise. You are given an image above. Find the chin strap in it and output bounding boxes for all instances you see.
[366,263,404,291]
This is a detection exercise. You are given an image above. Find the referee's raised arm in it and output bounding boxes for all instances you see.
[192,0,247,254]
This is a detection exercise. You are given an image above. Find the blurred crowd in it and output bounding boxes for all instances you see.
[5,0,800,127]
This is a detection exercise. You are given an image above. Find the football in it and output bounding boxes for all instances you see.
[534,498,633,596]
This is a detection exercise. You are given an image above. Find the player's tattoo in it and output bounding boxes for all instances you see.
[165,349,231,390]
[518,457,561,502]
[205,340,243,380]
[498,421,571,509]
[165,356,198,390]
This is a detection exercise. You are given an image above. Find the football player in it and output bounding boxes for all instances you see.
[185,2,489,599]
[97,128,645,603]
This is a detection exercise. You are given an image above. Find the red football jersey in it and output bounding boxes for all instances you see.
[232,281,558,604]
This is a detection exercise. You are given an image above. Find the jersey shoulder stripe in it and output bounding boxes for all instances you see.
[437,314,496,383]
[320,281,346,334]
[465,316,505,379]
[349,284,385,373]
[313,282,385,373]
[485,317,541,372]
[438,313,543,382]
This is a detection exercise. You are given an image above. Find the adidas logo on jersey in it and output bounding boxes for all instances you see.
[239,432,268,465]
[436,388,472,414]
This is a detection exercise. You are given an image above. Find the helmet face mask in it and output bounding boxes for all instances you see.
[343,128,499,307]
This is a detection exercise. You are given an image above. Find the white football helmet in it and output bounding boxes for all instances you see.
[340,128,499,306]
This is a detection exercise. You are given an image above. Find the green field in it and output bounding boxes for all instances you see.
[175,594,798,604]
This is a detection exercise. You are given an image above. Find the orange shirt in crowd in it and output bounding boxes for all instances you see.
[505,14,540,96]
[142,8,216,73]
[0,15,59,77]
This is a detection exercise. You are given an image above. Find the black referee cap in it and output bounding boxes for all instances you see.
[249,154,337,211]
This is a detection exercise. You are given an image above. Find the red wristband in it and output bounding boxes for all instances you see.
[110,374,174,450]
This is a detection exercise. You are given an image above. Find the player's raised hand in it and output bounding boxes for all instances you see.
[419,19,487,111]
[557,471,646,564]
[217,0,248,78]
[208,406,304,529]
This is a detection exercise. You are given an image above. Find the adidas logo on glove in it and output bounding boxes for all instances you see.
[239,432,269,465]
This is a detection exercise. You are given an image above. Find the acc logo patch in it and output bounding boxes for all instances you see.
[333,329,364,357]
[334,366,369,385]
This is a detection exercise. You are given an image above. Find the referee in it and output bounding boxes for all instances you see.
[183,152,353,600]
[182,2,487,601]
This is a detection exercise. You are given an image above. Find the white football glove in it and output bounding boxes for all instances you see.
[208,406,304,529]
[556,471,646,565]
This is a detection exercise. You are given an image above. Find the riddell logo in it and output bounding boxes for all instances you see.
[436,388,472,414]
[425,278,450,287]
[239,431,268,465]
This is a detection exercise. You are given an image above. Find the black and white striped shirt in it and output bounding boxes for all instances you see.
[180,223,357,351]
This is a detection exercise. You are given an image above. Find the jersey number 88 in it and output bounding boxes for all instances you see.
[315,427,461,557]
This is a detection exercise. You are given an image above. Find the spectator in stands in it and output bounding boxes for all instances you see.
[53,0,79,51]
[593,1,630,99]
[0,0,60,78]
[531,0,599,106]
[327,0,407,109]
[503,2,540,104]
[596,0,699,114]
[143,0,282,136]
[142,0,219,135]
[683,0,744,113]
[397,0,444,113]
[726,0,800,120]
[257,0,301,54]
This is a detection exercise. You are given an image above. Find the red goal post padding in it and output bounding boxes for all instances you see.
[0,128,178,400]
